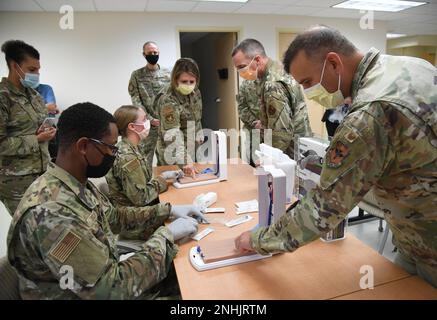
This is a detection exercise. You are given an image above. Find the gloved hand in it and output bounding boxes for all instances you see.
[160,170,184,180]
[167,217,199,241]
[170,205,209,224]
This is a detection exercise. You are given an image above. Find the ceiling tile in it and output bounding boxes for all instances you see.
[94,0,147,11]
[191,2,244,13]
[147,0,197,12]
[250,0,301,5]
[402,3,437,15]
[307,7,363,19]
[377,12,436,22]
[272,5,323,15]
[234,3,287,14]
[0,0,43,11]
[35,0,95,12]
[294,0,342,8]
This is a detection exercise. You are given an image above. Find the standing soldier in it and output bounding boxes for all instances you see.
[237,79,262,166]
[0,40,56,215]
[154,58,203,178]
[128,41,170,171]
[235,26,437,288]
[232,38,312,159]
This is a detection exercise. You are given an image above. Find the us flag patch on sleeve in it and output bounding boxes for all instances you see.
[49,231,82,263]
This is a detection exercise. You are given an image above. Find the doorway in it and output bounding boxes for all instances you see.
[179,31,239,132]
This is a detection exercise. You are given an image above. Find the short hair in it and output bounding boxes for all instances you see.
[170,57,200,89]
[231,39,266,58]
[1,40,40,69]
[57,102,116,151]
[113,105,141,137]
[143,41,157,51]
[283,25,358,73]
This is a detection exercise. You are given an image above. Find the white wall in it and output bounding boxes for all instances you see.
[0,12,387,254]
[0,12,387,114]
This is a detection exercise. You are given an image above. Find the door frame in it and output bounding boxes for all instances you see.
[176,26,242,59]
[276,27,302,62]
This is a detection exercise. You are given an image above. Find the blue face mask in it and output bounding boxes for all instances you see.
[16,64,40,89]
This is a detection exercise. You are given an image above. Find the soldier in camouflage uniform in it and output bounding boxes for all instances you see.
[0,40,56,215]
[7,102,200,299]
[232,39,312,159]
[106,105,168,208]
[235,26,437,288]
[237,79,262,165]
[128,41,171,171]
[155,58,203,177]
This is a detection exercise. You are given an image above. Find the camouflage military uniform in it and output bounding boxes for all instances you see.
[155,85,203,166]
[7,162,178,299]
[128,65,171,170]
[250,48,437,287]
[257,59,312,158]
[106,137,168,208]
[0,77,50,215]
[238,80,261,164]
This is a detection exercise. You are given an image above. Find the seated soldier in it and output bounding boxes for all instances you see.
[106,105,183,207]
[7,102,203,299]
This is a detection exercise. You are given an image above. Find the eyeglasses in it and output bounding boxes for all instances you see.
[89,138,118,156]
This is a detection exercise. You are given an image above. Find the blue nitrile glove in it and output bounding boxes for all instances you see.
[167,217,198,241]
[170,205,209,224]
[201,167,214,174]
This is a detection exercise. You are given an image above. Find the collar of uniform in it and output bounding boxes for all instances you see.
[145,63,161,73]
[350,48,380,102]
[121,137,142,156]
[46,162,97,210]
[259,58,274,84]
[1,77,30,98]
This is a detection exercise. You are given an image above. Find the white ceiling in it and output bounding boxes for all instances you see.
[1,0,437,36]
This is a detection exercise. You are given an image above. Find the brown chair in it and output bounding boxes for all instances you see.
[0,256,20,300]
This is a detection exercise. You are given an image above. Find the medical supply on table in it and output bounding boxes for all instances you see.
[193,192,217,208]
[257,165,286,227]
[189,241,271,271]
[256,143,296,203]
[201,167,215,174]
[173,130,228,188]
[225,215,253,227]
[191,227,215,241]
[235,199,258,214]
[204,207,225,213]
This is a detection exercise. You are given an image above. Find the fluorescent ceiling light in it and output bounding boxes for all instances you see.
[386,33,407,38]
[333,0,427,12]
[198,0,248,2]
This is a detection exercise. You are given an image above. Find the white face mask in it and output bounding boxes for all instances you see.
[304,59,344,109]
[132,119,150,140]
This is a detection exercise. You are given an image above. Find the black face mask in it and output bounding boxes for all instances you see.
[85,153,115,178]
[145,54,159,65]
